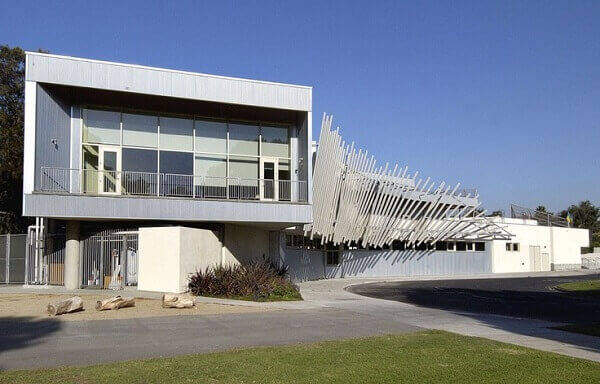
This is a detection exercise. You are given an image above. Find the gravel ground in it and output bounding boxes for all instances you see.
[0,293,273,321]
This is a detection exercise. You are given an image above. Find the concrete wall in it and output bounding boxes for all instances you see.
[138,226,221,293]
[222,224,270,265]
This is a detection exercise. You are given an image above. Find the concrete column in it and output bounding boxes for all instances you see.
[64,220,80,290]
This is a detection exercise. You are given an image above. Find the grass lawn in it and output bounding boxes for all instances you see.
[555,279,600,295]
[555,323,600,337]
[1,331,599,384]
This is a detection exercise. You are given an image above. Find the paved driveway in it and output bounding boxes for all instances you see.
[347,273,600,323]
[0,305,419,371]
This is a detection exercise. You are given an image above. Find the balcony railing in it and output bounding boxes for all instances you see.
[39,167,308,203]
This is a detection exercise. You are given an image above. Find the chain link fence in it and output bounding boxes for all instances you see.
[0,234,27,284]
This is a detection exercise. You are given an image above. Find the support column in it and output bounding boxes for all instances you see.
[64,220,80,290]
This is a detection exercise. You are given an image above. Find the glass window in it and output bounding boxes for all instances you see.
[261,125,289,157]
[160,116,193,151]
[122,113,158,148]
[475,242,485,251]
[122,148,158,196]
[392,240,406,251]
[435,241,447,251]
[229,123,259,155]
[326,251,340,265]
[195,155,226,178]
[195,120,227,154]
[229,156,259,183]
[456,242,467,251]
[416,242,428,251]
[513,243,520,252]
[448,242,456,251]
[83,109,120,145]
[82,145,99,193]
[160,151,193,175]
[506,243,511,251]
[278,160,290,180]
[122,148,158,173]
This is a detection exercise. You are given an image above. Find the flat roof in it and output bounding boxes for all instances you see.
[25,52,312,111]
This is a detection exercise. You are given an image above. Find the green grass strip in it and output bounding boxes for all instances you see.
[2,330,599,383]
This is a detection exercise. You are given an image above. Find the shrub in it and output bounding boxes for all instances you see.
[188,262,301,301]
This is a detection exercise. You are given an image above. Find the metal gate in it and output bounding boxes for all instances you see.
[80,230,138,289]
[24,233,66,286]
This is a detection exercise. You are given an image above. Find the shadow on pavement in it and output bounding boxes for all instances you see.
[0,316,62,370]
[348,279,600,354]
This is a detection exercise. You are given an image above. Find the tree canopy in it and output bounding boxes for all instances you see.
[559,200,600,248]
[0,45,28,233]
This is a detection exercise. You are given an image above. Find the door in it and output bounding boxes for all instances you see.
[541,253,550,271]
[529,246,541,272]
[260,157,278,200]
[98,146,121,195]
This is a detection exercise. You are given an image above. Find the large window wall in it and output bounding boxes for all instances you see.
[81,108,292,198]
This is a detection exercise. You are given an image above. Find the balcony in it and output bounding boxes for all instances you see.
[39,167,308,203]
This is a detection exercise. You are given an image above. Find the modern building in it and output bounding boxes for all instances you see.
[22,52,312,291]
[21,52,589,292]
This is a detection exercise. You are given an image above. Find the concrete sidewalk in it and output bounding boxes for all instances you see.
[296,270,600,362]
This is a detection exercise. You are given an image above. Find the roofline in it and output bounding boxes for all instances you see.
[25,51,312,91]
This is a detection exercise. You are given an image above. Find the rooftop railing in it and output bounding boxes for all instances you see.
[39,167,308,203]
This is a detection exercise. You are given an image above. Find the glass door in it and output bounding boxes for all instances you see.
[260,157,278,200]
[98,146,121,195]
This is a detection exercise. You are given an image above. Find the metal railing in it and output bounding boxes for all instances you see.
[510,204,569,227]
[39,167,309,203]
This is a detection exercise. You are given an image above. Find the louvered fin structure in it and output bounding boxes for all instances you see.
[308,113,511,247]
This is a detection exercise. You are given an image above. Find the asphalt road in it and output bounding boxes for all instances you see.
[0,307,419,371]
[348,273,600,324]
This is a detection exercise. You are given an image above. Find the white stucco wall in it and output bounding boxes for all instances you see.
[138,226,221,293]
[491,219,589,273]
[222,224,270,265]
[551,226,589,267]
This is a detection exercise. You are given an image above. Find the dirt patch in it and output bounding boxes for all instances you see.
[0,293,273,321]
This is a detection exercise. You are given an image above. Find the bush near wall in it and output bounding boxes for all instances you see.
[188,262,302,302]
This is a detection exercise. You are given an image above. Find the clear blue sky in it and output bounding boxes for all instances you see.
[2,1,598,213]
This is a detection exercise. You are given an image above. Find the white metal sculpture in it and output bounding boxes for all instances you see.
[309,113,511,247]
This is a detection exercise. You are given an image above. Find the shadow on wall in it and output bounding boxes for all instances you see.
[0,316,62,369]
[341,250,492,278]
[348,282,600,354]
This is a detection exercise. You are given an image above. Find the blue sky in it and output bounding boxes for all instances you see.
[2,1,598,213]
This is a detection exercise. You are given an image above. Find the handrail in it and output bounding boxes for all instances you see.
[39,167,308,203]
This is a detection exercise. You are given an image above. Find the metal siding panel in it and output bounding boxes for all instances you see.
[171,72,196,99]
[25,53,311,111]
[35,85,71,190]
[339,250,492,278]
[23,193,312,223]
